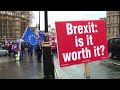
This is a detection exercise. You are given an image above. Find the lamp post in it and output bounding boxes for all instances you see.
[42,11,53,79]
[119,11,120,36]
[38,11,40,30]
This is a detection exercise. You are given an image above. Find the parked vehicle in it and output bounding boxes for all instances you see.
[108,37,120,58]
[0,47,8,56]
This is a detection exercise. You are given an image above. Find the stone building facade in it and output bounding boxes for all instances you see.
[106,11,120,39]
[0,11,31,42]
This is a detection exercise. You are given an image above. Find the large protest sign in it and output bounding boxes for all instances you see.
[55,20,108,67]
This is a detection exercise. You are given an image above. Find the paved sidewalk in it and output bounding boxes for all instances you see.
[0,55,15,63]
[53,53,120,79]
[1,52,120,79]
[0,51,44,79]
[53,53,85,79]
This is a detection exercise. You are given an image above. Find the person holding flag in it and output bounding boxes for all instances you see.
[35,29,45,55]
[37,29,45,45]
[36,43,43,63]
[28,44,33,56]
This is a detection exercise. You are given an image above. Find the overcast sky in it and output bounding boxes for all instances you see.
[31,11,106,30]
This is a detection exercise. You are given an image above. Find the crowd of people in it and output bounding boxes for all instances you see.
[3,41,54,79]
[4,41,43,63]
[6,42,25,60]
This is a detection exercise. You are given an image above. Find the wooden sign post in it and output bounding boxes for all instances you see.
[84,63,90,79]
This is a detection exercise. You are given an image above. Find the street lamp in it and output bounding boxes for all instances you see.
[45,11,48,33]
[38,11,40,30]
[119,11,120,35]
[42,11,53,79]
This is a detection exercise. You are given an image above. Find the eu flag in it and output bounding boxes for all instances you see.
[22,27,39,49]
[38,30,45,44]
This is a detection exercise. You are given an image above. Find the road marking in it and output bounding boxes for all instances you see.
[104,60,120,66]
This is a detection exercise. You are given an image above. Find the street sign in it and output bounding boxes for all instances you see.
[55,20,108,67]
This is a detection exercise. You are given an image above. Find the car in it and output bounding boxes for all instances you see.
[0,47,8,56]
[108,37,120,58]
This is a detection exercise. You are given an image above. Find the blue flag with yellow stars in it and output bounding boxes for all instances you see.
[22,27,39,49]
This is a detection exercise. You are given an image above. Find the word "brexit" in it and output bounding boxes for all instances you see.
[66,22,98,35]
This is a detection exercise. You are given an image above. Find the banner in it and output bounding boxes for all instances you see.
[55,20,108,67]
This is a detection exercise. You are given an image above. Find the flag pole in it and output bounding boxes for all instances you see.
[22,26,28,39]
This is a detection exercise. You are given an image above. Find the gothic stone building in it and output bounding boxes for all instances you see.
[106,11,120,39]
[0,11,30,43]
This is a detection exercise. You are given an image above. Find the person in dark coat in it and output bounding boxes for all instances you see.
[28,45,33,56]
[8,43,12,56]
[36,44,42,63]
[21,43,25,59]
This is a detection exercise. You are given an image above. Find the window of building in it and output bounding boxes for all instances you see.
[13,12,14,16]
[15,12,17,16]
[117,27,119,35]
[3,11,5,14]
[114,27,116,34]
[17,12,19,16]
[114,16,116,23]
[110,27,113,35]
[9,32,12,36]
[107,27,110,37]
[117,15,119,23]
[10,12,12,15]
[110,15,112,24]
[107,17,109,24]
[115,15,117,23]
[7,11,9,15]
[9,11,10,15]
[0,20,2,36]
[112,16,114,23]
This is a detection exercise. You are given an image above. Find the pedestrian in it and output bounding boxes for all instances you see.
[28,45,33,56]
[21,43,25,59]
[8,42,12,56]
[12,43,17,58]
[36,43,42,63]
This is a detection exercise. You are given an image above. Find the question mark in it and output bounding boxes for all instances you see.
[100,45,105,55]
